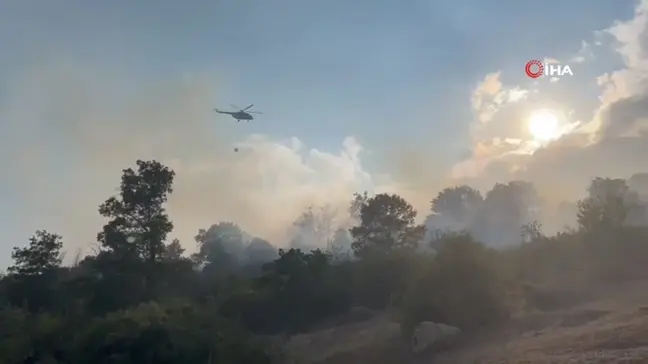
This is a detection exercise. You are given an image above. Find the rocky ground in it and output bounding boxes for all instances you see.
[282,278,648,364]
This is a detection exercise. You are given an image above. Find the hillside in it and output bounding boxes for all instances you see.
[432,279,648,363]
[282,278,648,364]
[2,160,648,363]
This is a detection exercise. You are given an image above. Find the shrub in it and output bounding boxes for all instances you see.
[398,233,510,335]
[70,301,274,364]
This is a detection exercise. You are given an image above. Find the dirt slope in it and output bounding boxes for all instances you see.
[283,279,648,364]
[429,279,648,363]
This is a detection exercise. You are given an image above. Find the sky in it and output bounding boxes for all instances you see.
[1,0,648,267]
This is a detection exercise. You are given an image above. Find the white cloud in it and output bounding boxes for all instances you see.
[589,0,648,139]
[571,41,593,63]
[466,73,535,156]
[507,87,529,102]
[471,71,502,115]
[470,72,529,126]
[452,0,648,201]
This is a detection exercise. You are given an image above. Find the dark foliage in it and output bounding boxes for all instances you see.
[2,161,648,363]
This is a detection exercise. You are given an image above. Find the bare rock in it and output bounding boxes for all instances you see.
[411,321,462,354]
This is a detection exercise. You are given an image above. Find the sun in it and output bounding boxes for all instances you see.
[528,109,559,141]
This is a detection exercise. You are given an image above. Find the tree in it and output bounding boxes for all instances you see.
[577,177,633,232]
[349,191,369,223]
[252,248,346,332]
[350,193,425,258]
[474,181,540,246]
[329,228,353,260]
[289,205,337,251]
[97,160,175,263]
[399,233,508,333]
[425,185,484,242]
[244,238,277,265]
[4,231,65,313]
[520,220,544,243]
[162,239,185,261]
[431,185,483,225]
[8,230,63,275]
[193,222,246,272]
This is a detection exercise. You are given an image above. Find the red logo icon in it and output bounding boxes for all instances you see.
[525,60,544,78]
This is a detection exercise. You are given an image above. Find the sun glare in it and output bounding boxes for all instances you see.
[528,109,559,141]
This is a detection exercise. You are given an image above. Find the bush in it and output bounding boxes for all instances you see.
[71,301,273,364]
[0,308,69,363]
[398,234,510,335]
[0,302,274,364]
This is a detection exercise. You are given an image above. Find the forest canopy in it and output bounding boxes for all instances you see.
[2,159,648,363]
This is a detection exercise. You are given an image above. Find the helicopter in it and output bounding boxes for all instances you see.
[213,104,263,122]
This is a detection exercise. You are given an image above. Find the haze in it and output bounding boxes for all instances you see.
[2,1,648,268]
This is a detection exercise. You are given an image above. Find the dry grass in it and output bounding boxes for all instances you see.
[281,314,405,364]
[282,278,648,364]
[429,278,648,363]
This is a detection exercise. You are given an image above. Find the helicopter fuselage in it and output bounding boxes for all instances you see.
[232,111,252,120]
[218,111,253,120]
[214,105,260,121]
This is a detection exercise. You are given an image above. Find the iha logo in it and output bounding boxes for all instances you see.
[525,60,573,79]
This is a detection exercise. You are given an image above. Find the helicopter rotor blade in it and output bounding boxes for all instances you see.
[248,111,263,114]
[243,104,254,111]
[229,103,241,111]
